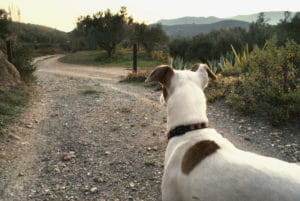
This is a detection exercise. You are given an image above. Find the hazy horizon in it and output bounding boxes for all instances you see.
[0,0,299,32]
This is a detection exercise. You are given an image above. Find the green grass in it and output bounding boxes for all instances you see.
[59,49,162,68]
[0,87,29,134]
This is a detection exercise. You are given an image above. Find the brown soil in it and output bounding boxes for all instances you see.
[0,50,21,91]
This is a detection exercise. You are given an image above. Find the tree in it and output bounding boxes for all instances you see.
[247,12,271,49]
[0,9,11,41]
[289,12,300,43]
[130,22,147,49]
[140,24,169,54]
[75,7,133,57]
[169,38,191,61]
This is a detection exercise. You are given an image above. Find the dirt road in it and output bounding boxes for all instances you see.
[0,55,299,201]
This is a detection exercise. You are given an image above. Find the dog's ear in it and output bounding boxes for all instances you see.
[191,63,216,80]
[145,65,174,86]
[192,63,216,89]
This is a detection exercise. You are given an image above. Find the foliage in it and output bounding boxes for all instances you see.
[13,22,70,55]
[231,43,249,71]
[0,87,28,133]
[169,27,247,62]
[151,50,169,63]
[139,24,169,54]
[72,8,169,57]
[74,7,133,57]
[0,9,11,40]
[60,49,161,68]
[169,38,191,61]
[247,12,272,49]
[169,56,192,70]
[11,43,36,84]
[227,38,300,124]
[168,12,300,63]
[205,75,237,102]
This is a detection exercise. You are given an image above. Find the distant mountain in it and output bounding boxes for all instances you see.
[156,11,296,27]
[161,20,250,37]
[228,11,296,25]
[157,16,222,26]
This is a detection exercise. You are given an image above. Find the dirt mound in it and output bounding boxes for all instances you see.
[0,50,21,91]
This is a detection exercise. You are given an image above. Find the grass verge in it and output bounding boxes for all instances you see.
[0,87,29,135]
[59,49,162,68]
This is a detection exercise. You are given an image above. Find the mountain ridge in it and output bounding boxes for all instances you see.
[161,19,250,37]
[156,11,296,26]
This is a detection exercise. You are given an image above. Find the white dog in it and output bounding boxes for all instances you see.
[145,64,300,201]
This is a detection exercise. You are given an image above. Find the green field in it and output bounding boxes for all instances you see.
[59,49,163,68]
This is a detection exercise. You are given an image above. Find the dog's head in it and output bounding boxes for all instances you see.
[145,63,216,104]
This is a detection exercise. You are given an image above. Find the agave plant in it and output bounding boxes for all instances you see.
[169,56,191,70]
[231,44,249,70]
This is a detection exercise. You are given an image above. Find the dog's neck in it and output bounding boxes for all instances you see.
[167,122,208,140]
[166,84,208,133]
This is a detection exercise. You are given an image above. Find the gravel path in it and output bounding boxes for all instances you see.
[0,55,299,201]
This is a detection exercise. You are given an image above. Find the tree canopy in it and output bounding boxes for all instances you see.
[71,7,169,56]
[0,9,11,41]
[74,7,133,57]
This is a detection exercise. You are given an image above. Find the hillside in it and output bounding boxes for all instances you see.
[156,11,295,26]
[229,11,296,25]
[157,16,222,26]
[162,20,249,37]
[0,50,21,91]
[11,22,69,54]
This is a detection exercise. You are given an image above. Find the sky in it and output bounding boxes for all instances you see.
[0,0,299,32]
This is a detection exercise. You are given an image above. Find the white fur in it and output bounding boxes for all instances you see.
[160,65,300,201]
[166,69,208,131]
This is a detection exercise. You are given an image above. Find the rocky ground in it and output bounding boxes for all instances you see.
[0,56,299,201]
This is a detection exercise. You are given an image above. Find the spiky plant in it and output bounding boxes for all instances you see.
[231,44,249,71]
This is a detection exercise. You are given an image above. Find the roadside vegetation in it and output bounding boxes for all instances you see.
[0,9,36,134]
[121,12,299,126]
[0,87,28,134]
[59,49,163,68]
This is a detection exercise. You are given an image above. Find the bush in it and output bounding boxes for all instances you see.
[205,74,238,102]
[227,38,300,124]
[0,87,28,133]
[151,50,169,63]
[12,44,36,84]
[120,69,152,83]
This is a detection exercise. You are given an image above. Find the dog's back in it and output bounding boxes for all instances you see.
[163,128,300,201]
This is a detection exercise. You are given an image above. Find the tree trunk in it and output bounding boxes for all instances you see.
[133,43,137,73]
[6,40,13,63]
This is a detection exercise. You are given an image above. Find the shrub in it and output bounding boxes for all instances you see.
[227,38,300,124]
[0,87,28,133]
[120,69,152,83]
[151,50,169,63]
[12,44,36,84]
[205,74,238,102]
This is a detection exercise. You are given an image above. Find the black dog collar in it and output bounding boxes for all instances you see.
[167,122,208,140]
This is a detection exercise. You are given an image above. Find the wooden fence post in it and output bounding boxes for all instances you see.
[133,43,137,73]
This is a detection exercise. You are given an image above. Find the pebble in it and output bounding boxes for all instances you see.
[61,151,76,161]
[90,187,98,193]
[129,182,135,188]
[26,123,33,128]
[8,134,21,141]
